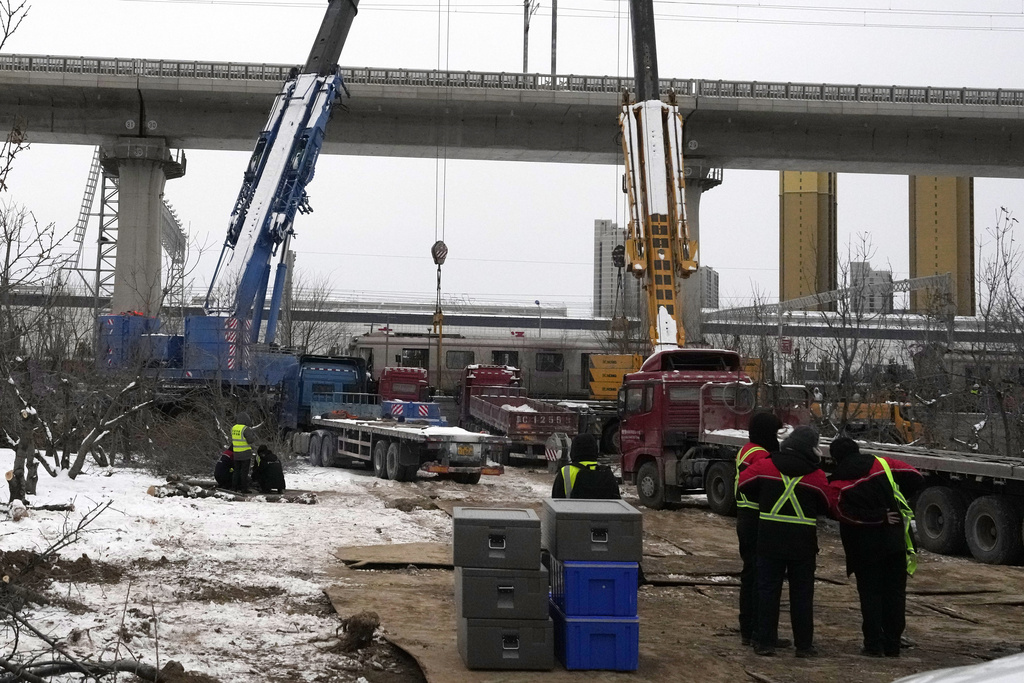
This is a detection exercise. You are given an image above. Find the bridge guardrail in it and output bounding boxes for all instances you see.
[3,54,1024,105]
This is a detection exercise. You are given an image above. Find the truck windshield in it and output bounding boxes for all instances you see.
[660,353,739,372]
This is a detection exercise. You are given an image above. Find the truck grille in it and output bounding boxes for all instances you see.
[665,402,700,434]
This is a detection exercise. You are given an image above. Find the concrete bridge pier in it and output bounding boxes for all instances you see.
[100,138,186,316]
[679,163,723,344]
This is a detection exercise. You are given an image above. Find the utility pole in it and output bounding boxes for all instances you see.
[550,0,557,78]
[523,0,539,72]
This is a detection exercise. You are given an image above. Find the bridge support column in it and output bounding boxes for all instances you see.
[100,138,185,316]
[679,164,723,344]
[779,171,837,310]
[909,176,974,316]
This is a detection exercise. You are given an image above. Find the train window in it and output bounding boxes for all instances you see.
[492,350,519,367]
[536,352,564,373]
[402,348,429,369]
[446,350,474,369]
[580,353,592,391]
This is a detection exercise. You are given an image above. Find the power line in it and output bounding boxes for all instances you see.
[118,0,1024,32]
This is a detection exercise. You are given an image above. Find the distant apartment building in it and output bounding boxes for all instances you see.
[850,261,893,314]
[592,219,641,318]
[700,266,720,309]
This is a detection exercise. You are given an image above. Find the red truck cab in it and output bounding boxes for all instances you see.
[618,348,756,511]
[378,366,430,402]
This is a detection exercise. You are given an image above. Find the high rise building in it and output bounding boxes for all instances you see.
[849,261,893,314]
[700,266,720,310]
[592,219,641,318]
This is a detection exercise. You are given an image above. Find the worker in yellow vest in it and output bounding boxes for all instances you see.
[231,411,257,493]
[735,411,785,649]
[738,426,835,658]
[550,434,620,499]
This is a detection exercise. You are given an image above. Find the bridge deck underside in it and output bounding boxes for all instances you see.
[2,71,1024,176]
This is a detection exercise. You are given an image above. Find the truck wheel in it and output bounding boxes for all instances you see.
[705,461,737,517]
[372,440,389,479]
[636,462,666,510]
[965,495,1024,565]
[320,432,336,468]
[915,486,969,555]
[385,441,402,481]
[453,472,481,485]
[308,433,323,467]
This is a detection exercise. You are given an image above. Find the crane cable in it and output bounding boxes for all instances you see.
[434,0,452,244]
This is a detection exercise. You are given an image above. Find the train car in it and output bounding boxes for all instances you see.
[347,331,613,399]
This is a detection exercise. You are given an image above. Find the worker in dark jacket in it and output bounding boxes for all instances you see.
[231,411,257,493]
[551,433,620,499]
[828,437,924,658]
[735,411,786,648]
[738,426,834,658]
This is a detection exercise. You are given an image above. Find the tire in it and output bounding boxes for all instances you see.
[372,440,388,479]
[965,495,1024,565]
[308,433,323,467]
[705,461,737,517]
[385,441,402,481]
[635,461,666,510]
[320,432,336,468]
[452,472,482,485]
[915,486,969,555]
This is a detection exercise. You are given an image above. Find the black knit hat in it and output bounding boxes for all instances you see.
[829,437,860,462]
[781,426,820,460]
[748,411,783,452]
[570,433,600,463]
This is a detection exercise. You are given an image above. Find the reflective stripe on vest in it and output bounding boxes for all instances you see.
[876,457,918,577]
[563,461,598,498]
[735,444,768,510]
[759,474,817,526]
[231,424,251,458]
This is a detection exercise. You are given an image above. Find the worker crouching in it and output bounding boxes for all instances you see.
[738,426,834,658]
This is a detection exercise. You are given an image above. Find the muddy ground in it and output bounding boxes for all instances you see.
[341,465,1024,683]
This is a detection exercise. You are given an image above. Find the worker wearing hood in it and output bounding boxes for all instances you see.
[738,425,835,658]
[735,411,786,649]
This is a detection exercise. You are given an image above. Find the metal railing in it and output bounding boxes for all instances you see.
[5,53,1024,106]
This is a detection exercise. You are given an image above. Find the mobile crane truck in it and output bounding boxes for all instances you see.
[97,0,503,484]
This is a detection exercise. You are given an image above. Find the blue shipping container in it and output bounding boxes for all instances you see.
[550,558,638,617]
[550,602,639,671]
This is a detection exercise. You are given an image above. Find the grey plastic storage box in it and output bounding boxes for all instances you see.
[457,616,554,670]
[453,507,541,570]
[541,499,643,562]
[455,565,549,620]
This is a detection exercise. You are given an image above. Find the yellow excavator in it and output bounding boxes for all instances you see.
[589,0,698,400]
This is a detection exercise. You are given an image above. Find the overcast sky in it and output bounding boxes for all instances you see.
[4,0,1024,315]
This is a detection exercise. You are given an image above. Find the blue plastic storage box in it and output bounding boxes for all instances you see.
[550,602,639,671]
[550,558,638,617]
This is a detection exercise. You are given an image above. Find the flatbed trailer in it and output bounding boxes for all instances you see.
[308,416,507,485]
[700,429,1024,565]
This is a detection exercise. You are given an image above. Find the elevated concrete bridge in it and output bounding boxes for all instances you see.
[3,54,1024,177]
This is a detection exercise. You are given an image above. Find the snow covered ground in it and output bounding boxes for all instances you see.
[0,450,549,681]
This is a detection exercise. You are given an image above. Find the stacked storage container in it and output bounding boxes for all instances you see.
[452,507,554,671]
[542,498,643,671]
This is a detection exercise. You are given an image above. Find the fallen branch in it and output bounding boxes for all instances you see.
[26,502,74,512]
[147,482,317,504]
